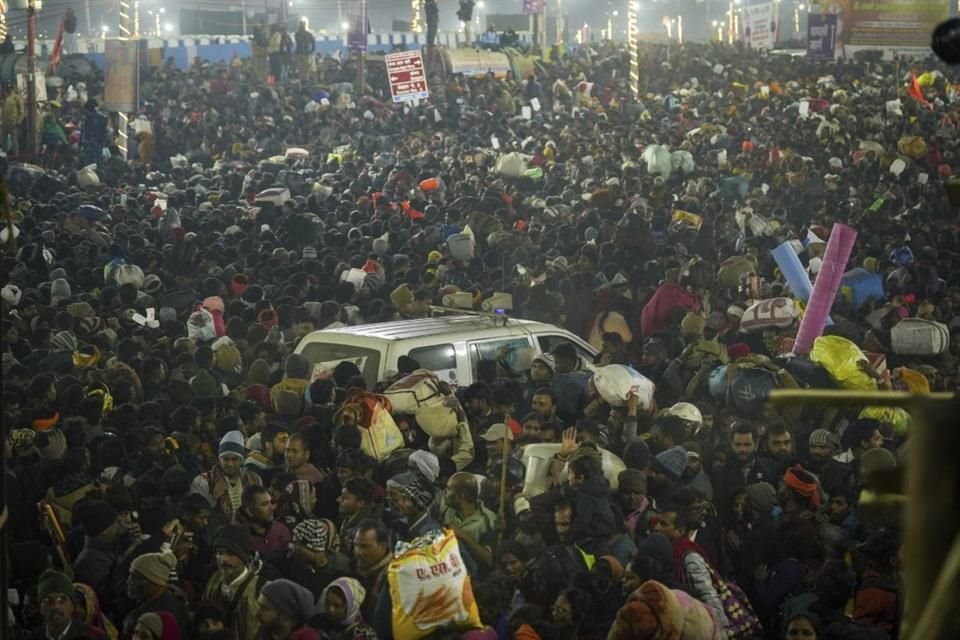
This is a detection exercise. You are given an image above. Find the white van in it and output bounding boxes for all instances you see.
[294,315,597,388]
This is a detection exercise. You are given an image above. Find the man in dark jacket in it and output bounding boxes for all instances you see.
[714,422,778,524]
[807,428,855,497]
[123,551,191,639]
[30,569,105,640]
[566,451,616,553]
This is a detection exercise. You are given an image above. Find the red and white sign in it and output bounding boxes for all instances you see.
[386,50,429,103]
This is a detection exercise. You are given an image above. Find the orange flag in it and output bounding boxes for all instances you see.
[50,18,65,73]
[909,71,932,109]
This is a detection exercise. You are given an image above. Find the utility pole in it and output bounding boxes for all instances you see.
[26,0,38,157]
[85,0,92,37]
[242,0,248,36]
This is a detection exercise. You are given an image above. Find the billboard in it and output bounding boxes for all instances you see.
[808,13,838,59]
[386,50,429,102]
[348,0,367,52]
[813,0,948,52]
[104,39,139,113]
[746,2,775,50]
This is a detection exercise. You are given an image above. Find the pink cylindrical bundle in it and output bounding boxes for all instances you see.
[793,223,858,355]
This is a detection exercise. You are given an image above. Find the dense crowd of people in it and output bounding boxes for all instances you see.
[2,33,958,640]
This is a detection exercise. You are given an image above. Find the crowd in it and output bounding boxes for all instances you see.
[2,33,959,640]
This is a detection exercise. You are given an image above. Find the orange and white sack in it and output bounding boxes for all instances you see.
[388,529,482,640]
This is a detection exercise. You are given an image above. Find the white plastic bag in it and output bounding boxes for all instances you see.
[592,365,655,409]
[495,152,531,178]
[77,164,101,187]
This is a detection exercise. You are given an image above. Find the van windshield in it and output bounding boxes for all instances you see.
[300,342,381,387]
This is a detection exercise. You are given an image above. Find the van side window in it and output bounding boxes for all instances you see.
[469,338,531,375]
[408,344,458,382]
[537,335,594,365]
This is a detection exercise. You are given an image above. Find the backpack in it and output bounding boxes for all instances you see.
[700,559,764,639]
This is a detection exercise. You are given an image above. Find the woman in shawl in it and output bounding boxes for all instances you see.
[319,577,377,640]
[74,582,119,640]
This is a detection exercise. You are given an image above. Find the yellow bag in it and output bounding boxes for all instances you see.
[917,71,936,87]
[809,336,877,390]
[860,406,911,436]
[388,529,482,640]
[897,136,927,160]
[893,367,930,394]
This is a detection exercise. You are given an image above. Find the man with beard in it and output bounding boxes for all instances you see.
[202,524,264,640]
[236,485,290,556]
[245,423,291,485]
[30,569,105,640]
[764,421,798,478]
[714,422,777,525]
[191,431,263,524]
[807,428,854,497]
[256,579,321,640]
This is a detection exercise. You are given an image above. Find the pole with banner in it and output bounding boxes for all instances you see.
[347,0,367,97]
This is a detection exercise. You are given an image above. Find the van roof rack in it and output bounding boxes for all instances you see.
[428,305,512,326]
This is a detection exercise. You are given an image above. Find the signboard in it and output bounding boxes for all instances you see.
[386,50,429,103]
[103,39,140,113]
[522,0,545,16]
[745,2,775,50]
[347,0,367,52]
[807,13,838,60]
[848,0,947,51]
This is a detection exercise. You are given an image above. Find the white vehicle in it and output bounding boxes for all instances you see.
[294,315,597,388]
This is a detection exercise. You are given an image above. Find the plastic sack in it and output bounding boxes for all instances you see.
[416,400,463,439]
[591,364,655,410]
[447,233,475,262]
[740,297,799,333]
[890,318,950,355]
[76,164,101,187]
[897,136,927,159]
[521,443,626,498]
[334,390,404,461]
[670,150,695,174]
[495,152,531,178]
[523,166,544,180]
[255,187,291,206]
[114,264,145,289]
[387,529,482,640]
[641,144,673,179]
[285,147,309,160]
[170,154,188,169]
[716,255,758,289]
[187,308,217,343]
[385,369,454,414]
[809,335,877,390]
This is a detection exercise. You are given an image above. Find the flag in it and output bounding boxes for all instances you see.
[50,18,65,73]
[909,70,932,109]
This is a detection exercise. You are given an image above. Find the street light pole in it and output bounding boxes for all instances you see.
[26,0,38,157]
